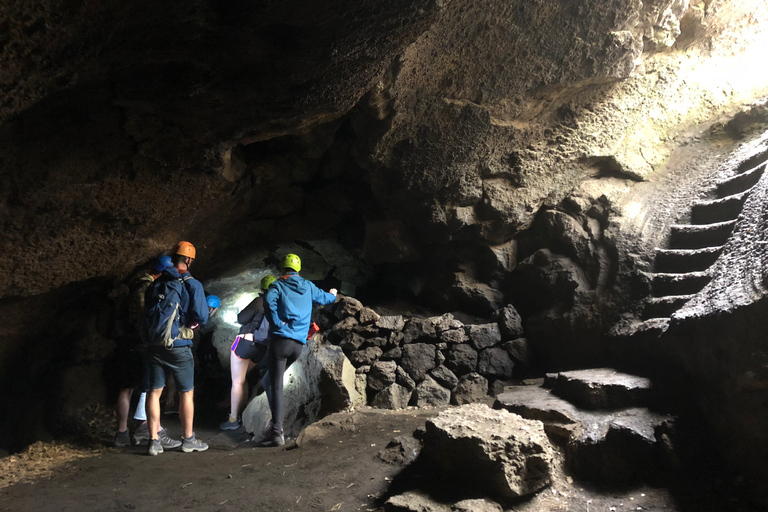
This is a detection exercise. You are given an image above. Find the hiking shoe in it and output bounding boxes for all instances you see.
[220,417,241,431]
[147,439,163,456]
[114,429,131,448]
[133,422,150,444]
[181,434,209,453]
[257,428,285,448]
[158,428,182,450]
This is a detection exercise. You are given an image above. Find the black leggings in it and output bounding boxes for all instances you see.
[267,336,304,432]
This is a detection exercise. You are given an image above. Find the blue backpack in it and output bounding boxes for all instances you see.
[140,272,191,348]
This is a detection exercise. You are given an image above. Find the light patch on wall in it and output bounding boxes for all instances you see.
[623,201,644,220]
[222,292,260,326]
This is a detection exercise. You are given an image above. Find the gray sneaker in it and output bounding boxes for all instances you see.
[181,434,209,453]
[158,429,182,450]
[220,417,241,431]
[133,423,150,444]
[114,429,131,448]
[147,439,163,456]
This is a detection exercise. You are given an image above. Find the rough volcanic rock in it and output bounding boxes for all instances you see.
[402,317,437,344]
[430,313,464,333]
[339,332,366,353]
[372,383,413,410]
[242,341,363,439]
[413,376,451,407]
[367,360,398,392]
[466,323,502,351]
[377,435,423,465]
[400,343,437,382]
[445,344,478,376]
[358,307,381,325]
[349,346,384,367]
[452,499,503,512]
[451,373,489,405]
[423,404,554,499]
[385,491,449,512]
[381,346,403,361]
[396,366,417,391]
[376,315,406,332]
[335,295,364,319]
[502,338,531,366]
[439,328,468,344]
[430,365,459,390]
[494,305,524,339]
[477,347,514,380]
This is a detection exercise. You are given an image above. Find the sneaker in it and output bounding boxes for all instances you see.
[220,417,241,431]
[257,427,285,447]
[114,429,131,448]
[147,439,163,456]
[133,423,150,444]
[158,429,182,450]
[181,434,209,453]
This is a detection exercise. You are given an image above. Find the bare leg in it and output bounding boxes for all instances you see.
[179,390,194,439]
[117,388,133,432]
[147,388,164,441]
[230,352,256,421]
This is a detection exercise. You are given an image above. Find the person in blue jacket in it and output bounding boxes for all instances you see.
[258,253,337,446]
[145,241,210,455]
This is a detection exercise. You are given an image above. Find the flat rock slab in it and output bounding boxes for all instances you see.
[545,368,652,410]
[495,384,674,485]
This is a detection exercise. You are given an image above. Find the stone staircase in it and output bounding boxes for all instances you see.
[642,155,768,321]
[495,368,675,486]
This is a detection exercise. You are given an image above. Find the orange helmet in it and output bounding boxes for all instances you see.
[174,241,196,259]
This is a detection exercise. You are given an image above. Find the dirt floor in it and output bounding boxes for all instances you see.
[0,398,754,512]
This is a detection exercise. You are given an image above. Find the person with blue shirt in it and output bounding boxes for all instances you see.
[145,241,210,455]
[258,253,337,447]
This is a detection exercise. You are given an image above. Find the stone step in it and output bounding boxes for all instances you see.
[715,161,766,197]
[690,191,749,224]
[643,294,695,319]
[543,368,652,410]
[668,220,736,250]
[650,271,711,297]
[494,382,674,486]
[653,246,723,273]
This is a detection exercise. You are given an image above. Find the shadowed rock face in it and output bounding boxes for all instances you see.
[3,0,768,497]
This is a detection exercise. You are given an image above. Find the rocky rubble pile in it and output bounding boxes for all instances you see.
[317,297,532,410]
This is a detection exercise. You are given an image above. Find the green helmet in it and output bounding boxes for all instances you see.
[260,275,277,291]
[282,253,301,272]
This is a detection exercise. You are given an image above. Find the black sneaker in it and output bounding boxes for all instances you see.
[257,428,285,447]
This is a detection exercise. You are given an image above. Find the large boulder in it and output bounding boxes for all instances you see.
[422,404,554,500]
[242,341,364,439]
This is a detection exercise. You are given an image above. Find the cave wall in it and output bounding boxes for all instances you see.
[2,0,768,490]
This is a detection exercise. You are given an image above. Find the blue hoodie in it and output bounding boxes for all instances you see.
[264,272,336,344]
[164,266,209,347]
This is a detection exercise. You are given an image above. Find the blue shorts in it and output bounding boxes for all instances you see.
[145,346,195,393]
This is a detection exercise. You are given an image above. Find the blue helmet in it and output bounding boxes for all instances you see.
[207,295,221,308]
[154,255,173,272]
